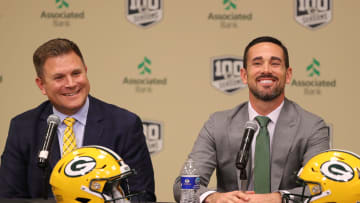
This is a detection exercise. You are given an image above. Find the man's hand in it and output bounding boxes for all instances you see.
[204,191,255,203]
[246,192,281,203]
[204,191,281,203]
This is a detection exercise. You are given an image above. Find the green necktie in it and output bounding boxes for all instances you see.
[254,116,271,194]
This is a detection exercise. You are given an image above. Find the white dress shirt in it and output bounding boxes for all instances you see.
[53,97,89,156]
[200,101,285,202]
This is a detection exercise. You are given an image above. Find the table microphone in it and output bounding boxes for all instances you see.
[38,114,61,168]
[236,120,258,180]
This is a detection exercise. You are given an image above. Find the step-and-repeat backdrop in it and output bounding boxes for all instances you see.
[1,0,359,201]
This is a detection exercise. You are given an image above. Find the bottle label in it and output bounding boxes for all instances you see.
[181,175,200,190]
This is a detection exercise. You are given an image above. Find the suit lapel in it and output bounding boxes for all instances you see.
[83,96,104,145]
[49,136,60,168]
[270,99,298,190]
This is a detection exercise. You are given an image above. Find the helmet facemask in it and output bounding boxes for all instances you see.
[281,178,324,203]
[89,170,135,203]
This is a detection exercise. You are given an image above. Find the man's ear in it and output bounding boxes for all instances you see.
[285,67,293,84]
[240,68,248,84]
[35,77,47,95]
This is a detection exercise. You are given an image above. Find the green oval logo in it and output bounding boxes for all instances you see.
[320,160,354,182]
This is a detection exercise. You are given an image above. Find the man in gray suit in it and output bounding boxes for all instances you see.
[173,36,329,203]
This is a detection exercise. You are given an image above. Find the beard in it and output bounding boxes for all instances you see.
[248,74,285,101]
[249,84,284,101]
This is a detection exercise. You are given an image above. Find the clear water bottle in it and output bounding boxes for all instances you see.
[180,159,200,203]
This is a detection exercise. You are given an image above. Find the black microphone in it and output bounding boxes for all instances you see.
[38,114,61,168]
[236,120,258,180]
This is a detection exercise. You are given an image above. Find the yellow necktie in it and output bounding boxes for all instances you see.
[63,117,77,156]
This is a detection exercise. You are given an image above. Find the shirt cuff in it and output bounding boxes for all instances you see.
[200,191,216,203]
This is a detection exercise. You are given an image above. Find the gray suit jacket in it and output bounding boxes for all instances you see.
[173,98,330,202]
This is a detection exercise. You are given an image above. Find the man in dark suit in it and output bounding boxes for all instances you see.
[0,38,156,201]
[173,36,330,203]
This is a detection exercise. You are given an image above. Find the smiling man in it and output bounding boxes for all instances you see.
[0,38,156,201]
[173,36,330,203]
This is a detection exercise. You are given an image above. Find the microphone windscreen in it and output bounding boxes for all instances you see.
[245,120,258,131]
[47,114,61,125]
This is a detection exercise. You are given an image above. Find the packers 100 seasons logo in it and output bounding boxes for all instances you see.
[211,56,246,94]
[143,120,163,154]
[126,0,163,28]
[294,0,332,29]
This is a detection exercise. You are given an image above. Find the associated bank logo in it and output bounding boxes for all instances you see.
[56,0,69,9]
[307,58,320,77]
[40,0,85,27]
[223,0,237,10]
[123,56,167,93]
[126,0,163,28]
[143,120,163,154]
[211,56,246,94]
[138,57,152,75]
[291,58,336,95]
[294,0,332,29]
[208,0,253,29]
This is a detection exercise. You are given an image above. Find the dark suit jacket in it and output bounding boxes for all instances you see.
[173,98,330,202]
[0,96,156,201]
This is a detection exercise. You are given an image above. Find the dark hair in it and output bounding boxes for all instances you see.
[243,36,289,69]
[33,38,85,77]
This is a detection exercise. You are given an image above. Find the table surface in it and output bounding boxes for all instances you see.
[0,199,56,203]
[0,199,172,203]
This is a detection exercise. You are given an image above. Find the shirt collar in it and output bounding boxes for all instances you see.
[248,100,284,124]
[52,97,89,125]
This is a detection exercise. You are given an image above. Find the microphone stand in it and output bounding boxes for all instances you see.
[38,160,50,199]
[236,151,249,180]
[236,150,250,191]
